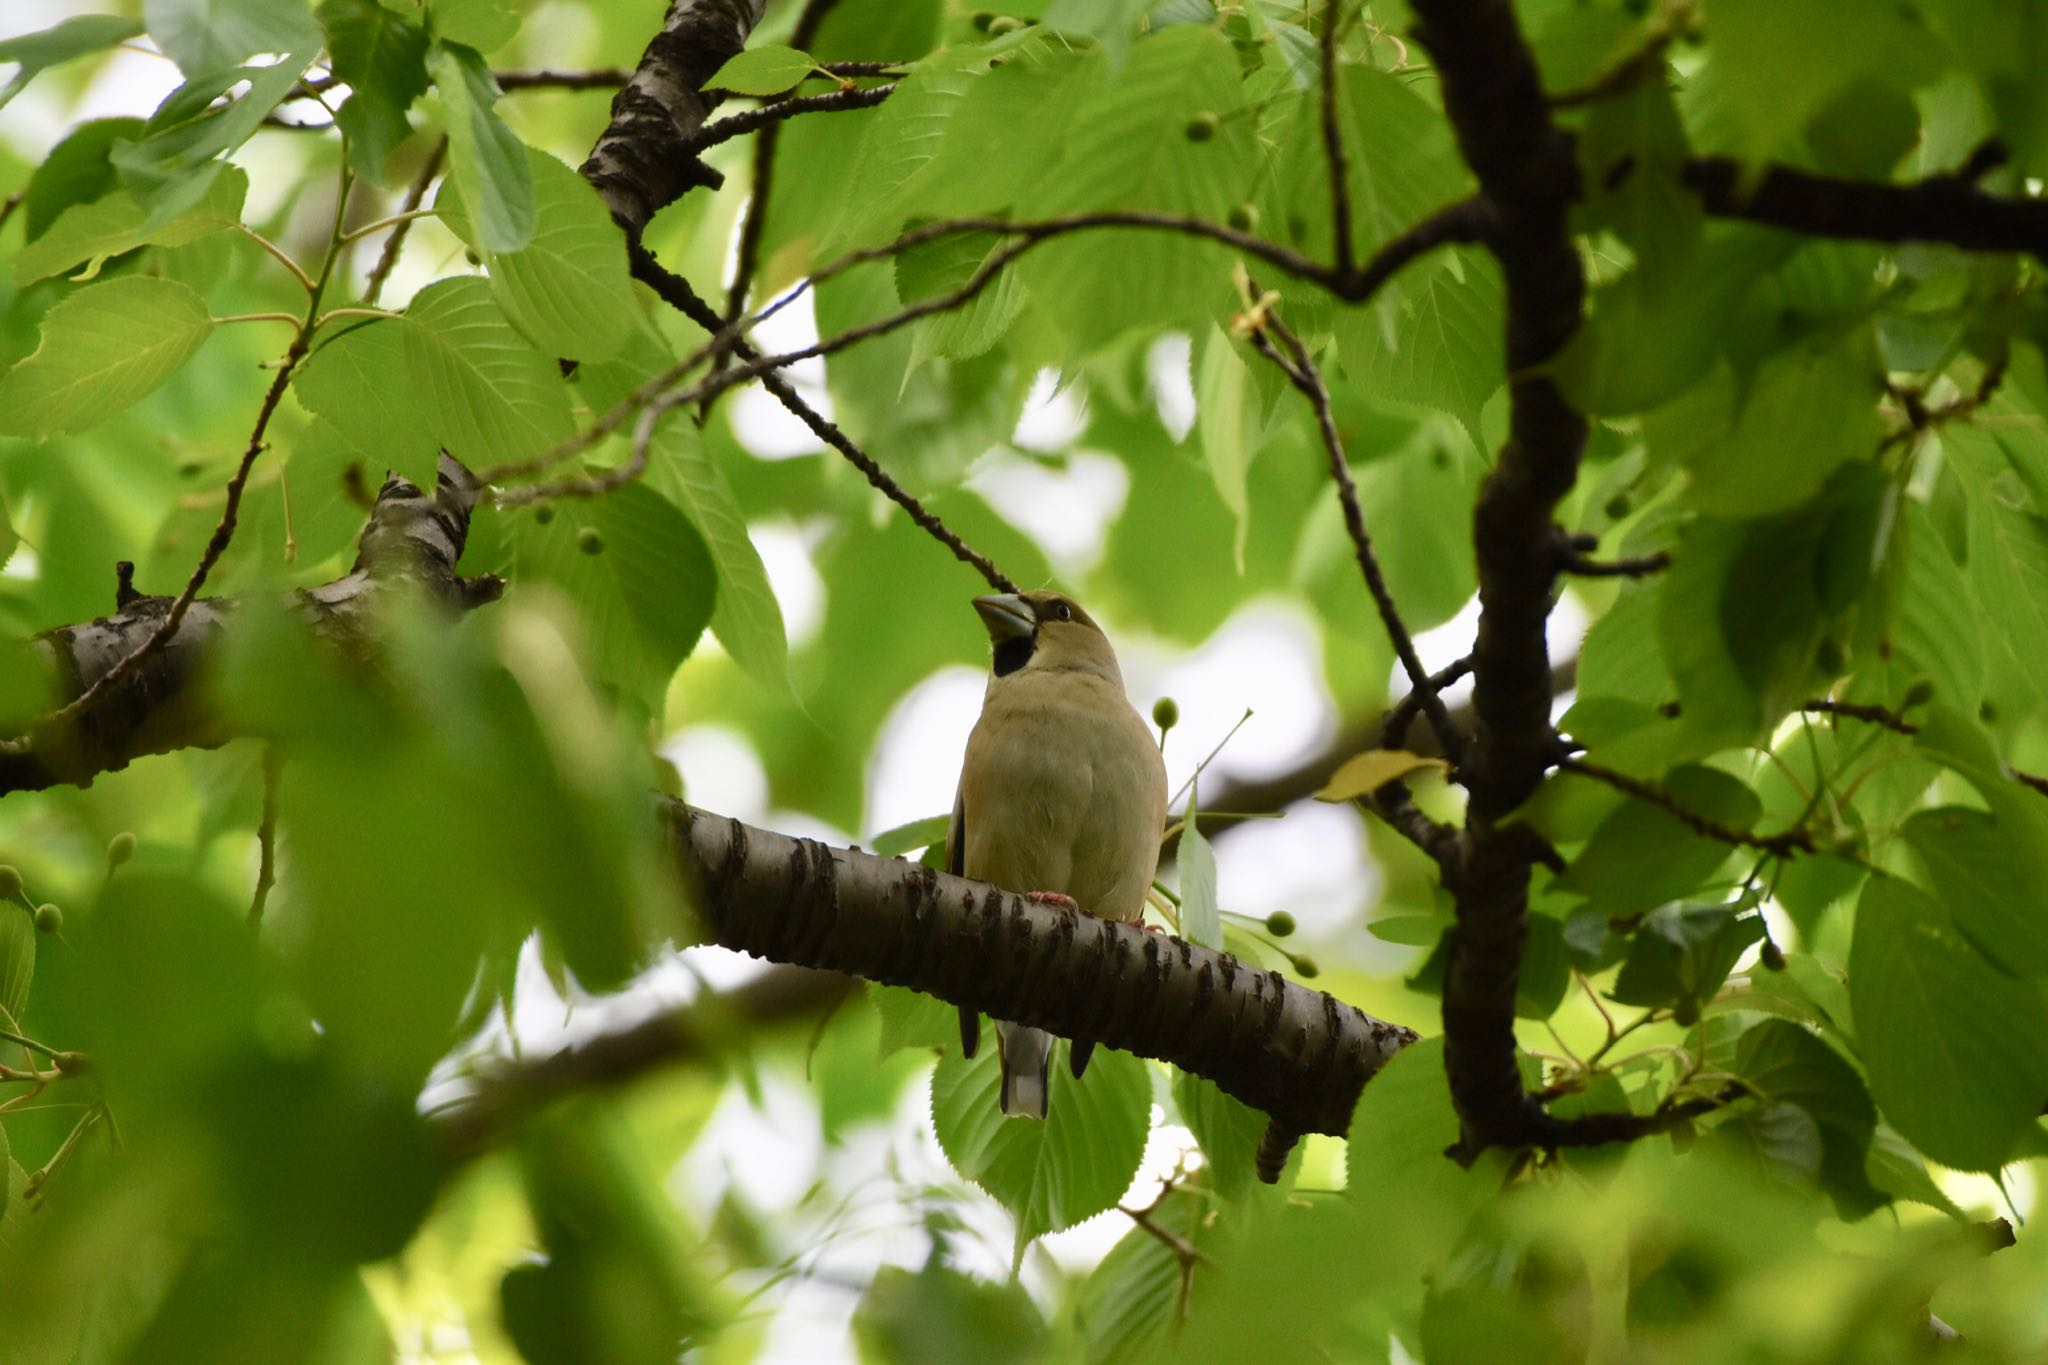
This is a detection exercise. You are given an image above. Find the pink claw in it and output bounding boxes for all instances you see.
[1024,891,1080,912]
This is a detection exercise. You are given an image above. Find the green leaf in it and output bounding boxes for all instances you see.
[1517,913,1570,1020]
[1178,790,1219,951]
[401,277,574,467]
[1076,1191,1199,1362]
[317,0,428,175]
[854,1263,1046,1365]
[826,46,990,254]
[1609,901,1765,1010]
[1196,325,1268,570]
[0,275,214,437]
[707,43,819,96]
[0,496,15,574]
[1556,765,1759,916]
[1735,1019,1880,1212]
[1903,806,2048,978]
[1886,500,1984,717]
[1709,1100,1823,1186]
[111,51,316,223]
[1316,748,1448,802]
[0,15,143,110]
[14,163,248,284]
[647,426,789,689]
[427,0,517,53]
[1849,874,2048,1171]
[930,1039,1150,1254]
[0,904,32,1025]
[1346,1037,1500,1267]
[499,485,718,719]
[1334,249,1504,443]
[895,230,1027,369]
[427,40,534,253]
[871,814,952,859]
[440,148,637,361]
[143,0,320,77]
[1172,1070,1267,1197]
[293,319,442,490]
[871,983,957,1056]
[1681,339,1886,516]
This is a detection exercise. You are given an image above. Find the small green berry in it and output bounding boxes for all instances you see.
[0,866,20,901]
[33,904,61,935]
[1760,941,1786,972]
[107,832,136,868]
[1673,996,1700,1027]
[1185,113,1220,142]
[1901,678,1935,708]
[1226,202,1260,232]
[1291,954,1319,979]
[533,505,555,525]
[577,527,604,555]
[1266,911,1297,938]
[1603,493,1631,520]
[1152,696,1179,732]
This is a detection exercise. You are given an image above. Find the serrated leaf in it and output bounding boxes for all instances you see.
[293,318,442,490]
[1608,901,1764,1010]
[1316,748,1448,802]
[427,40,533,253]
[0,15,143,110]
[0,275,214,437]
[1682,340,1886,516]
[0,906,32,1025]
[1556,765,1760,916]
[648,426,788,688]
[871,815,951,859]
[930,1040,1150,1255]
[1904,805,2048,980]
[1172,1070,1266,1197]
[896,229,1026,369]
[1178,791,1219,951]
[499,485,717,719]
[1335,250,1503,443]
[1849,874,2048,1172]
[441,148,637,361]
[112,51,315,224]
[143,0,321,77]
[826,46,989,254]
[871,983,957,1057]
[317,0,427,110]
[707,43,819,96]
[14,163,248,284]
[1711,1100,1823,1186]
[1076,1191,1198,1363]
[401,277,574,466]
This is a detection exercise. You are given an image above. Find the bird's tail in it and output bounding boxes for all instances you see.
[996,1022,1052,1119]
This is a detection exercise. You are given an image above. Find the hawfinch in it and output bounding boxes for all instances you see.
[947,590,1168,1118]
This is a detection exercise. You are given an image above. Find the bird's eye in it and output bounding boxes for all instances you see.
[1050,599,1072,621]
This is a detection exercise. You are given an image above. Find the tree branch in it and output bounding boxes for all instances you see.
[1560,758,1816,857]
[1683,157,2048,262]
[685,81,896,153]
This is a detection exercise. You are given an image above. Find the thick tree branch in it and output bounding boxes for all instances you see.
[1683,157,2048,262]
[1411,0,1594,1157]
[0,457,502,795]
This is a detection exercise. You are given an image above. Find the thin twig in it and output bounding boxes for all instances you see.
[2013,768,2048,800]
[1247,306,1463,760]
[1319,0,1355,277]
[686,82,897,152]
[1380,657,1473,750]
[249,746,281,929]
[1561,758,1815,856]
[627,246,1020,593]
[363,136,446,307]
[1560,550,1670,578]
[33,174,355,734]
[1801,698,1919,736]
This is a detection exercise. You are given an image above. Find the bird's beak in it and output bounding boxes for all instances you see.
[972,594,1035,643]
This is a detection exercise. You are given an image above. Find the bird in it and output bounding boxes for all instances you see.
[946,589,1168,1119]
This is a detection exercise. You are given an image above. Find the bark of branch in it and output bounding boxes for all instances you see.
[0,456,502,795]
[579,0,768,235]
[1684,157,2048,262]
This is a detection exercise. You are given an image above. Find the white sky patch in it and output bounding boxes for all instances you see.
[1215,800,1379,937]
[730,287,834,459]
[967,448,1130,577]
[1399,589,1590,717]
[0,19,182,157]
[749,518,828,648]
[1123,601,1336,794]
[1011,367,1087,452]
[864,665,984,838]
[662,724,770,827]
[1147,333,1196,442]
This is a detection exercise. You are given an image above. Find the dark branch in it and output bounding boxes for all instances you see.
[362,136,445,307]
[1561,758,1816,857]
[1802,698,1919,736]
[686,81,896,152]
[1683,157,2048,262]
[1319,0,1355,277]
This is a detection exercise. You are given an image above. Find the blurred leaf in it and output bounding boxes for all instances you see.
[1178,790,1219,951]
[930,1040,1150,1255]
[1316,749,1447,802]
[648,426,789,689]
[1556,766,1759,916]
[1075,1190,1201,1364]
[1734,1020,1880,1213]
[1196,325,1266,569]
[1681,340,1885,516]
[318,0,429,178]
[1849,874,2048,1171]
[872,983,957,1056]
[0,16,145,111]
[143,0,318,78]
[0,276,214,437]
[1172,1070,1266,1197]
[707,43,818,96]
[1903,806,2048,977]
[1609,902,1765,1011]
[871,814,952,858]
[111,52,315,220]
[427,40,534,253]
[0,903,31,1024]
[14,162,248,284]
[1708,1100,1822,1186]
[428,0,517,52]
[854,1261,1046,1364]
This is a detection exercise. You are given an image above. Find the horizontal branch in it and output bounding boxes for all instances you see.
[1684,158,2048,262]
[1561,758,1815,857]
[663,804,1419,1138]
[686,81,897,151]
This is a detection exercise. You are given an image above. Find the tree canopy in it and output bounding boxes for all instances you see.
[1,0,2047,1359]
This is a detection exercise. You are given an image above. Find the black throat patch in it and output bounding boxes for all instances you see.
[992,633,1035,677]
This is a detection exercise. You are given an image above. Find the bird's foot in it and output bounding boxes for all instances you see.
[1024,891,1080,912]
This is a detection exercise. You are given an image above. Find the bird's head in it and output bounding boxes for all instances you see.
[972,590,1122,682]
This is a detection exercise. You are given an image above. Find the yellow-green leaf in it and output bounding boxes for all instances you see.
[1316,748,1448,802]
[0,275,214,437]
